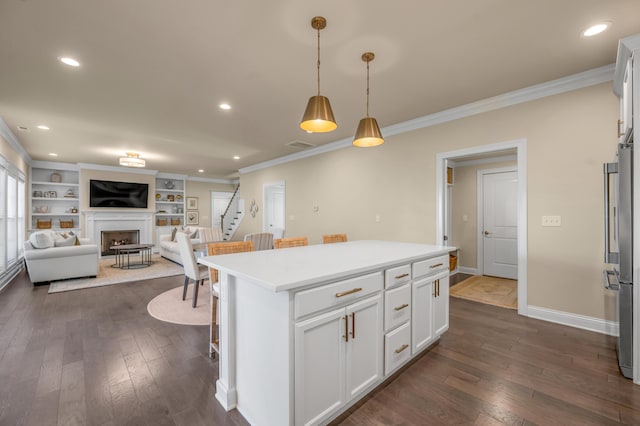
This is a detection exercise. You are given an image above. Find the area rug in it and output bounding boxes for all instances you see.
[147,285,210,326]
[450,275,517,310]
[48,255,184,293]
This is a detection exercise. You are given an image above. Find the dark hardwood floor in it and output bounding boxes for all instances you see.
[2,268,640,425]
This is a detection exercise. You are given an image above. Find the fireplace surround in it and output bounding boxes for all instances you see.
[84,211,154,257]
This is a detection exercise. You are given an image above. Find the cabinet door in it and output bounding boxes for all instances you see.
[433,273,450,337]
[345,294,383,402]
[411,277,434,354]
[295,307,346,426]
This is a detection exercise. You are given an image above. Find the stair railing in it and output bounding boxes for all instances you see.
[220,184,240,233]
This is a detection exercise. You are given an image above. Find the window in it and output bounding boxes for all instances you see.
[0,154,25,282]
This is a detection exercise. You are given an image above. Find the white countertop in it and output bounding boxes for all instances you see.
[197,240,454,292]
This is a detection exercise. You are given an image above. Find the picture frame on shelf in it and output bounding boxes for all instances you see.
[186,211,199,225]
[187,197,198,210]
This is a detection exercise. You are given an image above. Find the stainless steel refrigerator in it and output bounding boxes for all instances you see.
[604,129,633,379]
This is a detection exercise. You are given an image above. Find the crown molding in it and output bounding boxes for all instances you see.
[77,162,160,175]
[240,64,615,175]
[187,175,238,185]
[0,117,32,164]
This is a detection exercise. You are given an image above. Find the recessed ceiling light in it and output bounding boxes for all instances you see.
[37,125,50,130]
[49,153,58,157]
[198,169,204,173]
[583,22,611,37]
[58,56,80,67]
[219,103,231,110]
[233,156,240,160]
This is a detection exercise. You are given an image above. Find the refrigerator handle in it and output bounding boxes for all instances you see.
[604,162,619,264]
[604,269,620,291]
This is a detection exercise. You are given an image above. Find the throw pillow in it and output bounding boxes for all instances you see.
[53,233,76,247]
[68,231,80,245]
[29,231,55,249]
[171,227,178,242]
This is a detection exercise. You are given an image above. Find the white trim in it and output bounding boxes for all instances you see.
[187,175,238,185]
[450,154,517,168]
[528,305,619,337]
[436,138,528,316]
[240,65,613,175]
[77,162,159,175]
[0,118,32,164]
[457,266,478,275]
[614,34,640,95]
[476,166,518,277]
[31,160,79,171]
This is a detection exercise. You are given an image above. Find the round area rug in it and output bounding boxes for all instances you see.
[147,284,210,326]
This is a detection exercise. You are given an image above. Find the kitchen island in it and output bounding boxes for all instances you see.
[198,240,454,426]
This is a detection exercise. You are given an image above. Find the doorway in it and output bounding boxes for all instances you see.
[211,192,233,229]
[263,181,285,238]
[436,139,527,315]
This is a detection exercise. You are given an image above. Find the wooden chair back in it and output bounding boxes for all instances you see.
[274,237,308,249]
[322,233,348,244]
[207,241,254,282]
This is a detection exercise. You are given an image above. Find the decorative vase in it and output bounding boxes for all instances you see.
[164,181,175,189]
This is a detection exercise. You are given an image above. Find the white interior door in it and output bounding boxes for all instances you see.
[263,182,285,236]
[211,192,232,229]
[482,171,518,279]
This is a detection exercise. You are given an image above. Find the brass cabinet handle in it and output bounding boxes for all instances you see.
[351,312,355,339]
[336,287,362,298]
[430,263,443,268]
[395,273,409,279]
[344,315,349,342]
[395,344,409,354]
[394,303,409,311]
[436,279,440,297]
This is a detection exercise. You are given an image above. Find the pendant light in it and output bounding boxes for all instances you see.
[353,52,384,147]
[119,152,146,167]
[300,16,337,133]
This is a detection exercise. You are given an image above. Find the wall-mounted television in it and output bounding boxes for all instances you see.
[89,179,149,208]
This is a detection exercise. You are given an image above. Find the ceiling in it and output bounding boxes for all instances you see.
[1,0,639,180]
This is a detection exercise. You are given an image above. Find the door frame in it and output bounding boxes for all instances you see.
[262,181,286,234]
[477,166,518,277]
[211,191,233,229]
[436,138,528,316]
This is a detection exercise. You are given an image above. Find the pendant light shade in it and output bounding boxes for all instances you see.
[300,16,337,133]
[353,52,384,147]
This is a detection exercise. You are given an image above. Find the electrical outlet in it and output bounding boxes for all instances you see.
[542,215,561,227]
[313,203,319,212]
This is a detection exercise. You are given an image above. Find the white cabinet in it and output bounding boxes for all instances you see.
[411,276,434,355]
[433,272,450,336]
[154,176,185,228]
[30,164,80,233]
[294,294,383,426]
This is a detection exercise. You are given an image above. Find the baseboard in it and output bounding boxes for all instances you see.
[457,267,478,275]
[0,262,25,293]
[527,305,618,336]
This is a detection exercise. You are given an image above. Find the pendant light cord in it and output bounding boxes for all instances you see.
[365,60,370,117]
[316,27,321,96]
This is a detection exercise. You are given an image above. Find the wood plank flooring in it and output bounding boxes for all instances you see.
[2,269,640,425]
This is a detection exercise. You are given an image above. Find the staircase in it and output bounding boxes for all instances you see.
[221,185,244,241]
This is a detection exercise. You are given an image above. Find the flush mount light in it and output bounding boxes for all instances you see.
[353,52,384,148]
[49,153,58,157]
[119,152,146,167]
[300,16,337,133]
[219,103,231,110]
[37,125,50,130]
[58,56,80,67]
[583,22,611,37]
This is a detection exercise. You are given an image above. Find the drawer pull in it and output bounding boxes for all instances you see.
[336,287,362,298]
[430,263,444,269]
[395,273,409,279]
[395,344,409,354]
[394,303,409,311]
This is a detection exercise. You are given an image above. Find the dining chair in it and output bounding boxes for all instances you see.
[207,240,255,358]
[274,236,308,249]
[243,232,274,251]
[176,232,209,308]
[322,233,348,244]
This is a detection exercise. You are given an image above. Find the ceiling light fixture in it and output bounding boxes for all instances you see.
[353,52,384,148]
[233,155,240,160]
[300,16,337,133]
[219,103,231,110]
[49,153,58,157]
[119,152,146,168]
[198,169,205,173]
[37,125,50,130]
[58,56,80,67]
[583,22,611,37]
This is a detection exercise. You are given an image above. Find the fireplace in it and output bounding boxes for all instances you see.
[101,230,140,256]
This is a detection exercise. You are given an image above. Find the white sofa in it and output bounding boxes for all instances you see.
[159,226,223,265]
[24,234,99,284]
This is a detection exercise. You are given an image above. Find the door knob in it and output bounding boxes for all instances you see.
[483,230,491,236]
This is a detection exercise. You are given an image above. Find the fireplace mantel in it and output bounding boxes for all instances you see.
[84,211,154,255]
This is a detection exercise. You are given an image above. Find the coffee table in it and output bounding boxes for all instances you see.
[110,243,153,269]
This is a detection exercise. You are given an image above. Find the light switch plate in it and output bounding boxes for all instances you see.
[542,215,561,227]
